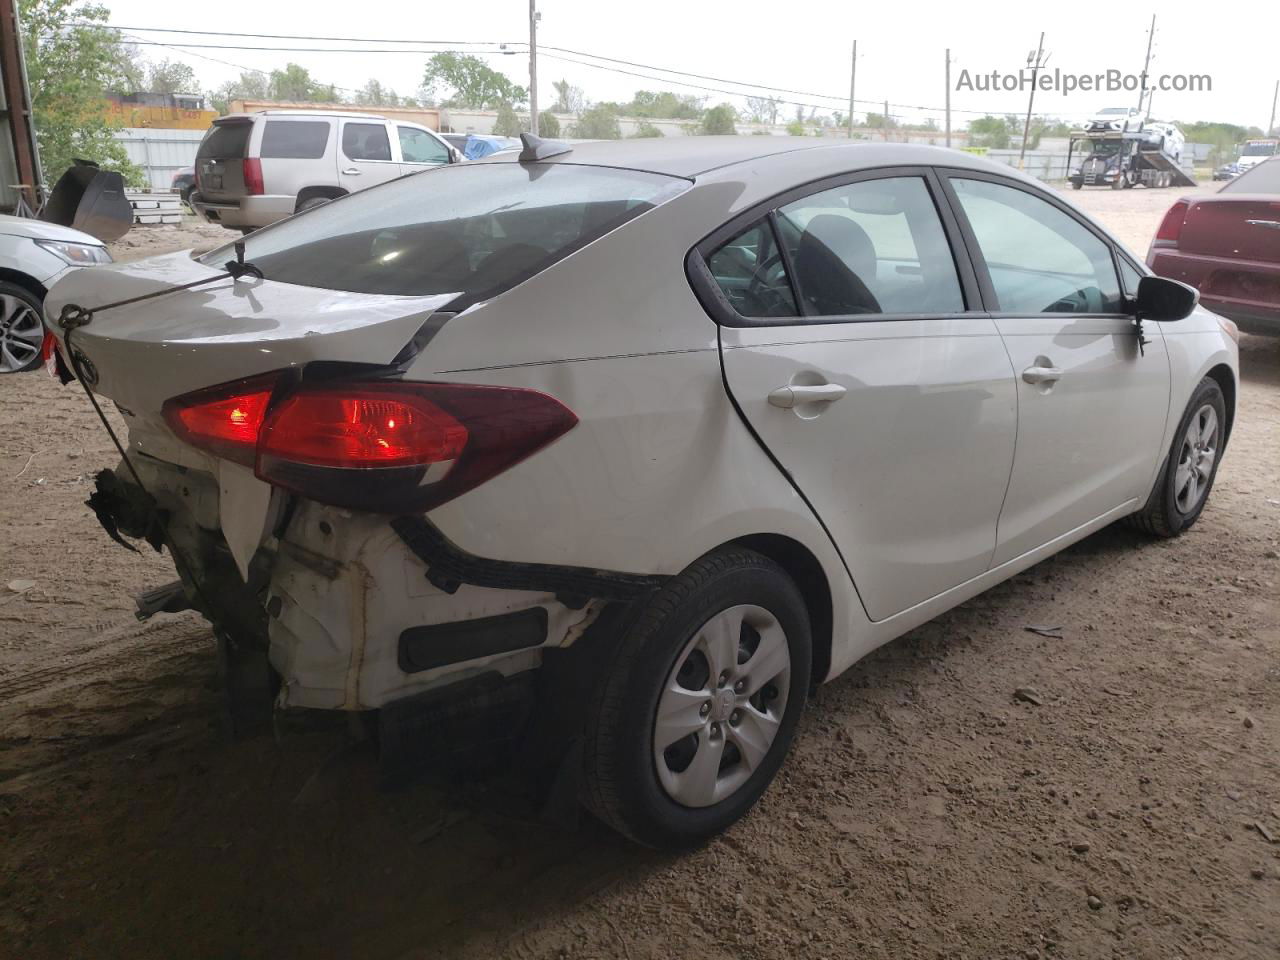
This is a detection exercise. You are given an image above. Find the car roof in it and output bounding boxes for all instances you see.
[216,110,390,122]
[480,136,1024,181]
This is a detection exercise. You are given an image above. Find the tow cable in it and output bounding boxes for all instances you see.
[56,241,264,612]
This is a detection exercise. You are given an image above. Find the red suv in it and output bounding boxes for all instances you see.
[1147,157,1280,333]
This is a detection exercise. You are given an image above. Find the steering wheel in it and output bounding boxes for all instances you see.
[745,251,791,314]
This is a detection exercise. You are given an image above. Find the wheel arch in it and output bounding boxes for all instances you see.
[728,533,832,689]
[294,185,348,211]
[0,269,48,301]
[1205,363,1236,446]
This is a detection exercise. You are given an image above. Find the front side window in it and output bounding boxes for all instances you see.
[342,122,392,162]
[200,163,688,303]
[260,120,331,159]
[706,219,798,318]
[952,178,1123,314]
[398,126,449,164]
[775,176,964,316]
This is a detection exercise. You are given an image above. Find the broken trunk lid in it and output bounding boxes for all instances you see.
[44,250,459,417]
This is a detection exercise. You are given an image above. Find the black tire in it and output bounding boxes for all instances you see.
[582,547,811,849]
[295,196,332,214]
[1071,180,1083,190]
[1127,377,1227,537]
[0,281,45,374]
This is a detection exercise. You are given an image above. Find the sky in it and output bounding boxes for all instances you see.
[98,0,1279,131]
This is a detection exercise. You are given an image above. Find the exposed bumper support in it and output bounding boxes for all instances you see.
[390,515,669,607]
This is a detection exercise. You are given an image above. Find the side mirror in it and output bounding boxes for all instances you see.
[1133,274,1198,322]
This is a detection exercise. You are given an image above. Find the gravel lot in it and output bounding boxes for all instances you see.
[1,185,1277,959]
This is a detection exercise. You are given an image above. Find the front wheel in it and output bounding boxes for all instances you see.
[1127,377,1227,537]
[0,282,45,374]
[582,547,811,848]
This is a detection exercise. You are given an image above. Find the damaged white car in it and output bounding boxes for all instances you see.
[46,136,1238,848]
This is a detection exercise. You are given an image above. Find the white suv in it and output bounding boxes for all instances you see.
[191,110,460,232]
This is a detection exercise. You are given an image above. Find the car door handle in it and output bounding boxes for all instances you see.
[1022,364,1064,385]
[768,383,847,408]
[1245,219,1280,231]
[341,167,362,176]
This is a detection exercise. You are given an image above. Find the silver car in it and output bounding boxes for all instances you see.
[191,110,461,232]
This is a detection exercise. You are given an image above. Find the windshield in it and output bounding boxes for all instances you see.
[1089,142,1121,157]
[200,162,688,303]
[197,121,251,159]
[1242,142,1279,157]
[1098,108,1129,116]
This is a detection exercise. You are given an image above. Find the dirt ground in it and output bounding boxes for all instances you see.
[1,186,1277,960]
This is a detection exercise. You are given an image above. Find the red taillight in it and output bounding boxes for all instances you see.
[1154,199,1190,246]
[162,373,278,467]
[243,157,264,196]
[162,374,578,514]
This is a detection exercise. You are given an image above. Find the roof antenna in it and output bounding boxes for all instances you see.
[518,132,572,162]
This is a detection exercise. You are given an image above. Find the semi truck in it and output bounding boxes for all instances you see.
[1067,124,1195,190]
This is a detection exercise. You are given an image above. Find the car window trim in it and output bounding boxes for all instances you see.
[397,124,450,166]
[689,165,985,328]
[339,119,397,165]
[936,167,1131,319]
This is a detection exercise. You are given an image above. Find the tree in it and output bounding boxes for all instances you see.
[630,120,663,138]
[785,120,806,137]
[571,103,622,139]
[421,52,525,109]
[19,0,141,186]
[745,95,782,125]
[700,103,738,136]
[538,110,561,138]
[269,63,329,102]
[967,115,1011,149]
[356,78,405,107]
[492,102,523,137]
[146,59,197,94]
[627,90,704,120]
[209,71,268,114]
[551,79,585,115]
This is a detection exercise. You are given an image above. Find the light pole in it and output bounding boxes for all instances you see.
[528,0,540,136]
[847,40,857,138]
[1018,33,1047,169]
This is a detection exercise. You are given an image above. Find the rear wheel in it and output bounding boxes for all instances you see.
[295,196,334,214]
[582,547,811,848]
[1127,377,1227,537]
[0,282,45,374]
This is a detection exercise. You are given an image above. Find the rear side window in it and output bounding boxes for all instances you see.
[197,121,251,159]
[776,177,964,316]
[342,122,392,162]
[206,163,688,303]
[952,178,1123,314]
[260,120,330,159]
[398,126,449,164]
[706,220,798,318]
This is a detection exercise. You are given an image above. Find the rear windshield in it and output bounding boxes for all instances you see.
[261,120,330,159]
[1222,158,1280,194]
[197,121,252,159]
[203,163,688,303]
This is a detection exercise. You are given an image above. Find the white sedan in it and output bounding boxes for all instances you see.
[47,137,1238,848]
[0,215,110,372]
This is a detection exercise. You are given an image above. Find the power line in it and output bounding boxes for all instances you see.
[69,22,514,46]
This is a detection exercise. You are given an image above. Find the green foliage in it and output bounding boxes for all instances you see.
[745,95,783,125]
[538,111,561,138]
[700,103,738,136]
[627,90,705,121]
[785,120,806,137]
[422,53,526,110]
[571,103,622,140]
[967,114,1012,149]
[208,71,268,115]
[356,78,407,107]
[630,120,663,138]
[268,63,334,102]
[1178,120,1266,164]
[492,102,524,137]
[19,0,142,187]
[551,79,585,115]
[145,59,197,95]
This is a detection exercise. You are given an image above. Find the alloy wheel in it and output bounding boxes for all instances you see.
[652,604,791,808]
[1174,403,1218,514]
[0,293,43,373]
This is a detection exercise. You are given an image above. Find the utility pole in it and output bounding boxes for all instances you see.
[1270,79,1278,136]
[528,0,539,136]
[1137,14,1156,118]
[1018,32,1047,169]
[883,99,890,142]
[945,48,952,148]
[847,40,857,138]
